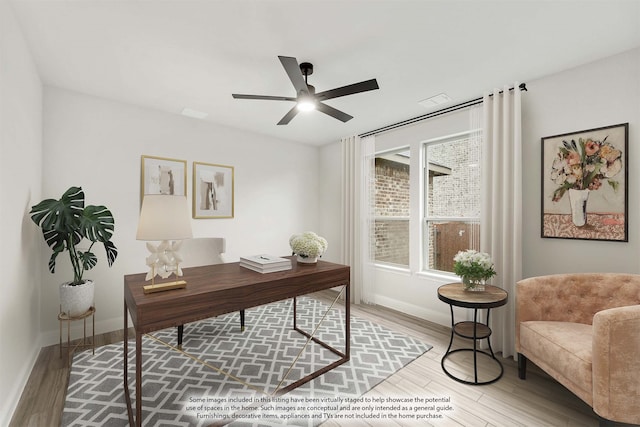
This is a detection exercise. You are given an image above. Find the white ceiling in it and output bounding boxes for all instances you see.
[10,0,640,146]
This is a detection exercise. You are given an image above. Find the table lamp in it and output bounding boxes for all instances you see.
[136,195,193,294]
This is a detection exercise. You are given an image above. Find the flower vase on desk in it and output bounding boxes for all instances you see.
[297,255,318,264]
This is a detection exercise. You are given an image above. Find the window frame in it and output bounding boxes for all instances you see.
[421,130,482,274]
[372,147,411,269]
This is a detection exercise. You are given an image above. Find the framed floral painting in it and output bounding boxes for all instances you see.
[541,123,628,241]
[192,162,234,219]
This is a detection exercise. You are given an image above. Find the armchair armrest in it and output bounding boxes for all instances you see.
[592,305,640,424]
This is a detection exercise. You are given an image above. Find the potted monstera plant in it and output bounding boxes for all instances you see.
[30,186,118,316]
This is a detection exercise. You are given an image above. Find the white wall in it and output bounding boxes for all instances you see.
[319,47,640,328]
[0,0,44,424]
[522,47,640,277]
[39,87,321,343]
[318,141,343,264]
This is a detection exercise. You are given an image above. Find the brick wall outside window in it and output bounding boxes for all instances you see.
[374,158,409,266]
[373,136,480,269]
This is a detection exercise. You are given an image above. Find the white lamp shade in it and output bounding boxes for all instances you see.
[136,195,193,241]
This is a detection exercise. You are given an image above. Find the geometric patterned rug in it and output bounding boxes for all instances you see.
[62,296,431,427]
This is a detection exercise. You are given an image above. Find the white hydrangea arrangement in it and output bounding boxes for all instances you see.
[289,232,328,259]
[453,249,496,282]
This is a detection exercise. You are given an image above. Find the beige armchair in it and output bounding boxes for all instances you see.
[516,273,640,426]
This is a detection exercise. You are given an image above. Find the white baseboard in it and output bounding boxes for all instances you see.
[372,294,450,327]
[1,332,44,427]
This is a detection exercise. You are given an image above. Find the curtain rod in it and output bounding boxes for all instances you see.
[359,83,527,138]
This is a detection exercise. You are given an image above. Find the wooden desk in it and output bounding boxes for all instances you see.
[123,258,350,427]
[437,282,508,385]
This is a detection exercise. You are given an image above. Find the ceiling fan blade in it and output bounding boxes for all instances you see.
[316,102,353,123]
[232,94,296,101]
[277,105,300,125]
[278,56,309,95]
[315,79,379,101]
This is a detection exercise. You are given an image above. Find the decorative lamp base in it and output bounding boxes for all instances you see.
[143,280,187,294]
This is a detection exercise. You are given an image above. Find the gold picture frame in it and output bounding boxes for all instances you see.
[193,161,234,219]
[140,155,187,202]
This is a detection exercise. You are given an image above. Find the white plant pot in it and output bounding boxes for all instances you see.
[60,280,94,317]
[297,255,318,264]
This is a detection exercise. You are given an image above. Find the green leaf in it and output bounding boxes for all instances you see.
[608,180,620,192]
[42,229,66,253]
[103,240,118,267]
[79,251,98,271]
[79,205,115,243]
[48,251,60,274]
[30,186,84,232]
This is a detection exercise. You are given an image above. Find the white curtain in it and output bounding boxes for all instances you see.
[341,135,375,304]
[481,84,523,359]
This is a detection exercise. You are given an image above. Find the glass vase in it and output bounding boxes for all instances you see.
[462,276,485,292]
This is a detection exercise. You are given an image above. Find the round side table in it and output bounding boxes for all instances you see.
[437,283,508,385]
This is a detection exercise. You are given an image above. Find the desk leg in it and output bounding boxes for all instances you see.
[123,301,133,426]
[177,325,184,347]
[345,283,350,359]
[293,297,297,330]
[279,284,351,394]
[123,303,143,427]
[135,332,142,427]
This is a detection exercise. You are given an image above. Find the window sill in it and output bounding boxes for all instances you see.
[416,270,459,284]
[374,263,411,276]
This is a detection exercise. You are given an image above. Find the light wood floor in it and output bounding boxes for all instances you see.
[9,293,617,427]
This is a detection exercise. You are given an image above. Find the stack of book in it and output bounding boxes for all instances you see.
[239,255,292,273]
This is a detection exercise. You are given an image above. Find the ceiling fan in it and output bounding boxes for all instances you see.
[232,56,379,125]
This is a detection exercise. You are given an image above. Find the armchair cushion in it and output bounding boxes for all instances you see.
[520,321,593,404]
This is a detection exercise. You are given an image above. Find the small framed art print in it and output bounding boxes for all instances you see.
[193,162,234,219]
[140,155,187,201]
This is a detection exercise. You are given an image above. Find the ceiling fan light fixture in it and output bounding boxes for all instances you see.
[296,97,316,112]
[232,56,379,125]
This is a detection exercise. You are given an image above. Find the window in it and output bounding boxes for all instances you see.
[423,133,481,273]
[373,149,410,267]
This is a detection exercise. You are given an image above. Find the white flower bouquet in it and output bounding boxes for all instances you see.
[289,232,328,259]
[453,249,496,287]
